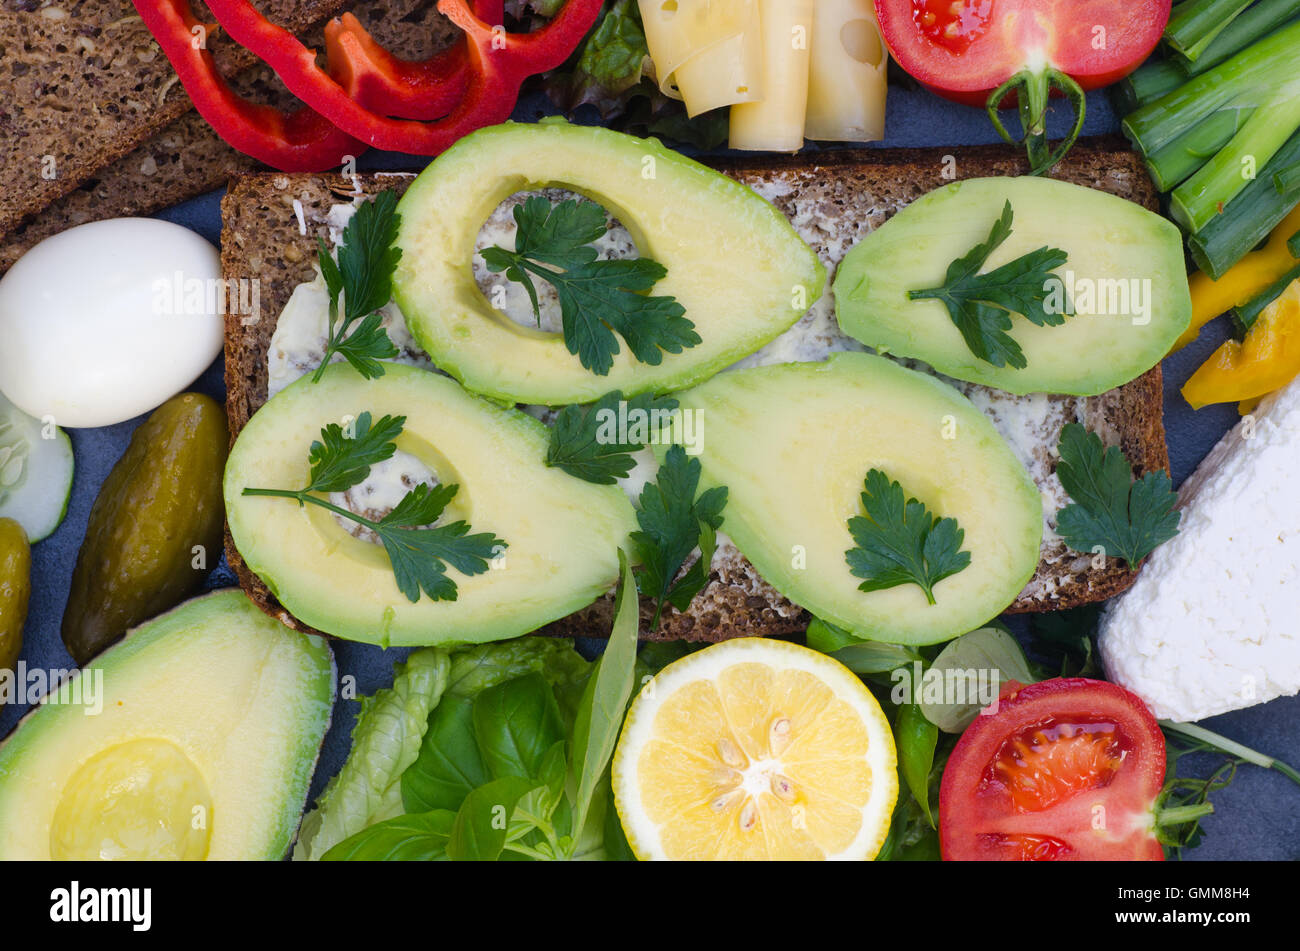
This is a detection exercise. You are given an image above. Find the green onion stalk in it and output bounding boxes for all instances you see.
[1116,1,1300,110]
[1165,0,1254,62]
[1124,18,1300,235]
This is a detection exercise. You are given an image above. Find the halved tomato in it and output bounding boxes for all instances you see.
[939,678,1166,861]
[873,0,1170,171]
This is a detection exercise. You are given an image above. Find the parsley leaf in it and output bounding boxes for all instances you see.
[629,445,727,630]
[845,469,971,605]
[242,412,506,604]
[313,191,402,383]
[481,196,698,376]
[546,390,680,484]
[306,411,405,492]
[1054,423,1181,569]
[908,201,1070,370]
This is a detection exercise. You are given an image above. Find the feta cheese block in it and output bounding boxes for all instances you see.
[1099,376,1300,721]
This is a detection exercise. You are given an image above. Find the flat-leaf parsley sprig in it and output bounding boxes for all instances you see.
[845,469,971,605]
[481,195,699,377]
[242,412,505,603]
[630,445,728,630]
[313,190,403,383]
[1054,422,1180,569]
[545,389,681,485]
[909,201,1071,370]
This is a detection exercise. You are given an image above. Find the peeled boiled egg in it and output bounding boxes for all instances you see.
[0,218,224,428]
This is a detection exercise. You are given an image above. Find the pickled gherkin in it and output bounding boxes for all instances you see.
[61,394,228,665]
[0,517,30,674]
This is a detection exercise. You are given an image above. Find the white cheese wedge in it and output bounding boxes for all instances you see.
[1099,375,1300,722]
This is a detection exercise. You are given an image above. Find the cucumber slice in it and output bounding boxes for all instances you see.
[0,391,74,542]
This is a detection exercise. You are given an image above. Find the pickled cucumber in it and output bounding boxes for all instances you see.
[61,394,229,665]
[0,517,30,674]
[0,391,74,542]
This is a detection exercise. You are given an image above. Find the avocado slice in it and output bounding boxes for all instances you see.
[672,353,1042,645]
[0,590,334,860]
[225,362,638,646]
[392,119,826,405]
[834,176,1191,396]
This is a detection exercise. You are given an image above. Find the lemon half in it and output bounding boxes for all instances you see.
[612,638,897,860]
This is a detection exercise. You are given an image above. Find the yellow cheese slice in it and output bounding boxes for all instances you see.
[673,26,764,115]
[805,0,888,142]
[638,0,758,99]
[729,0,815,152]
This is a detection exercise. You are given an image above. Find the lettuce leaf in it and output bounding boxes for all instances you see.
[446,637,590,699]
[293,648,450,861]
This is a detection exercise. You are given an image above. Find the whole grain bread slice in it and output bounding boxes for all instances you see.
[221,138,1170,641]
[0,0,463,273]
[0,0,349,238]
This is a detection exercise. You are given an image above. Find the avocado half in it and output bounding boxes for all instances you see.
[0,589,334,860]
[833,176,1191,396]
[671,353,1043,645]
[224,362,638,647]
[392,119,826,405]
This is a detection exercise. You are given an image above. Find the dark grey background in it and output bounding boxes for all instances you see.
[6,83,1297,860]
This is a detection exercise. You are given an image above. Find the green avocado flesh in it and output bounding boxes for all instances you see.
[0,590,334,860]
[224,363,637,647]
[833,176,1191,396]
[672,353,1042,645]
[392,119,826,405]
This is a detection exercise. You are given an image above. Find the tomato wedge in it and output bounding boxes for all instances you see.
[874,0,1170,172]
[939,678,1167,861]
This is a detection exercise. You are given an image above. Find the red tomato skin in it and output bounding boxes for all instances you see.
[874,0,1171,106]
[939,678,1167,862]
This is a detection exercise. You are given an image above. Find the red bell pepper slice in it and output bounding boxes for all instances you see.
[132,0,364,172]
[204,0,603,155]
[324,0,505,121]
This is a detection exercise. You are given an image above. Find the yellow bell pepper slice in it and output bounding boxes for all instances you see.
[1175,203,1300,352]
[1182,279,1300,409]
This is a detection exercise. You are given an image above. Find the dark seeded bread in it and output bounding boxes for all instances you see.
[0,0,348,238]
[0,0,462,273]
[221,139,1170,641]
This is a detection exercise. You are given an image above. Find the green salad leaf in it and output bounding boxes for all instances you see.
[1054,423,1181,569]
[401,696,490,814]
[294,648,449,861]
[569,549,640,839]
[472,673,566,781]
[318,565,643,862]
[321,810,456,862]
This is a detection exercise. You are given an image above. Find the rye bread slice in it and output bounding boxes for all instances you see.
[0,0,348,238]
[220,139,1170,641]
[0,0,462,273]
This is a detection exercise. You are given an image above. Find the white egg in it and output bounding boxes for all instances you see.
[0,218,224,428]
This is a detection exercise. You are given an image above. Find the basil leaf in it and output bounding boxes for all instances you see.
[472,672,565,781]
[896,703,939,828]
[569,549,640,840]
[446,776,542,861]
[919,626,1035,733]
[401,695,491,814]
[321,810,457,862]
